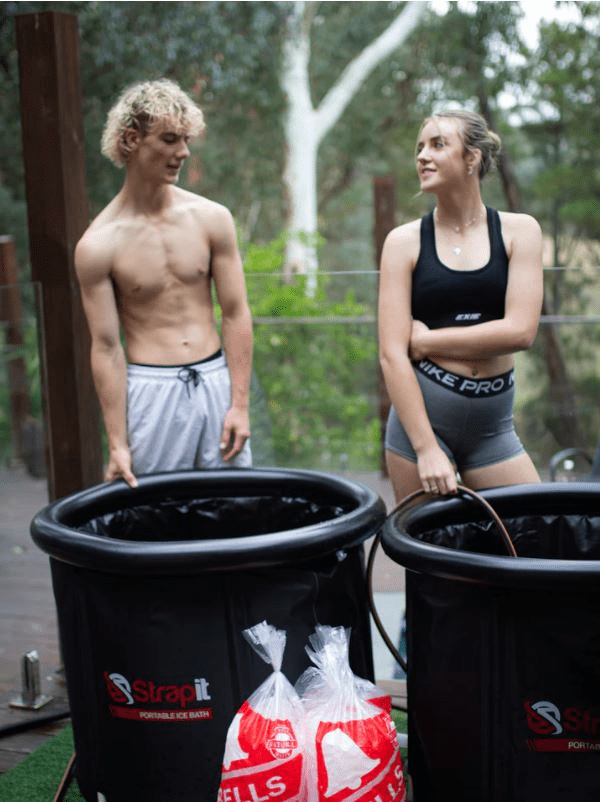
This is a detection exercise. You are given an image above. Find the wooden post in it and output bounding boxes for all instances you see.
[373,177,396,477]
[0,236,30,461]
[16,11,103,499]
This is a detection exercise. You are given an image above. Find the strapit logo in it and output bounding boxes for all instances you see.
[524,699,600,752]
[104,671,213,723]
[525,700,563,736]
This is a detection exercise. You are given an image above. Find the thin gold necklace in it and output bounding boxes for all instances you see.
[435,206,486,255]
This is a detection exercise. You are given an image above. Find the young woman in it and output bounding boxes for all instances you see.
[378,110,543,501]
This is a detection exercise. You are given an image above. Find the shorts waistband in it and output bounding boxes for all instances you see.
[414,359,514,398]
[128,350,225,379]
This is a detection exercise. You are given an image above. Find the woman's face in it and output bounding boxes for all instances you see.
[415,117,469,193]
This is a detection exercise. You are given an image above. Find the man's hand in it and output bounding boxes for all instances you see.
[409,319,430,361]
[104,446,138,488]
[220,407,250,461]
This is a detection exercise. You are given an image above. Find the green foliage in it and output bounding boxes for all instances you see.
[243,236,380,470]
[523,6,600,242]
[420,1,526,100]
[0,312,43,466]
[0,185,28,279]
[516,308,600,465]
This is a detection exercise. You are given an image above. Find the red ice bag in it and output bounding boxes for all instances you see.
[295,625,405,802]
[217,621,305,802]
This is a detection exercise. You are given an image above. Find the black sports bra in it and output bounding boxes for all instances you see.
[411,207,509,329]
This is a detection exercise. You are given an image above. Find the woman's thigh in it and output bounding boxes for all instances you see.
[385,449,423,503]
[461,451,540,491]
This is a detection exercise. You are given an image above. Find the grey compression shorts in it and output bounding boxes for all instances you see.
[127,350,251,475]
[385,359,525,472]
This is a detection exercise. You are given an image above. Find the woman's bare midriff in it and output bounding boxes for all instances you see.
[432,353,515,379]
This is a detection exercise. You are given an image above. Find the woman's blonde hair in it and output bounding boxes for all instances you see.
[418,110,502,179]
[101,78,206,167]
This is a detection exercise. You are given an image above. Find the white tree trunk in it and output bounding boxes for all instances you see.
[281,0,426,293]
[281,1,319,290]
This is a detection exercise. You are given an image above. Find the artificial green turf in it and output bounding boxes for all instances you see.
[391,706,409,764]
[0,712,408,801]
[0,723,84,801]
[391,706,408,732]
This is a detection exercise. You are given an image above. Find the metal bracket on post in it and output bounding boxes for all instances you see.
[10,650,53,710]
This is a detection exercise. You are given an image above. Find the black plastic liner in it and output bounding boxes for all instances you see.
[31,468,386,802]
[79,495,352,541]
[381,482,600,802]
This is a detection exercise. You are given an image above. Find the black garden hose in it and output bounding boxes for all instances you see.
[0,708,70,739]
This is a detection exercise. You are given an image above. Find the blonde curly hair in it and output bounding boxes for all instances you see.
[101,78,206,167]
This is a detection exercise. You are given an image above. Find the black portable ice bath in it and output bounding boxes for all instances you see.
[31,468,386,802]
[381,482,600,802]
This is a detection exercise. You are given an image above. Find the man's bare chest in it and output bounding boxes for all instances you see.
[112,220,211,297]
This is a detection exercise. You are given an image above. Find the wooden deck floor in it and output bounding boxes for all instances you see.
[0,466,72,775]
[0,465,405,779]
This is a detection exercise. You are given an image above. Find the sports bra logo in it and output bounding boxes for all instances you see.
[455,313,482,321]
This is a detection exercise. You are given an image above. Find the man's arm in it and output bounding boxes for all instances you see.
[209,206,253,460]
[75,235,137,487]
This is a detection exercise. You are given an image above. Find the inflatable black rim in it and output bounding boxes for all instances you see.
[380,482,600,590]
[30,468,387,574]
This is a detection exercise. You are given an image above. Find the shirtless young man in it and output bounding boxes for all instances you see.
[75,79,252,488]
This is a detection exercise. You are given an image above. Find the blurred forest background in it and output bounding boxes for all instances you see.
[0,0,599,475]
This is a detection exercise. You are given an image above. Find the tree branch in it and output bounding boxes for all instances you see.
[314,1,425,141]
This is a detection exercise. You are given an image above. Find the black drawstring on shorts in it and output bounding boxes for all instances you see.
[177,366,201,398]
